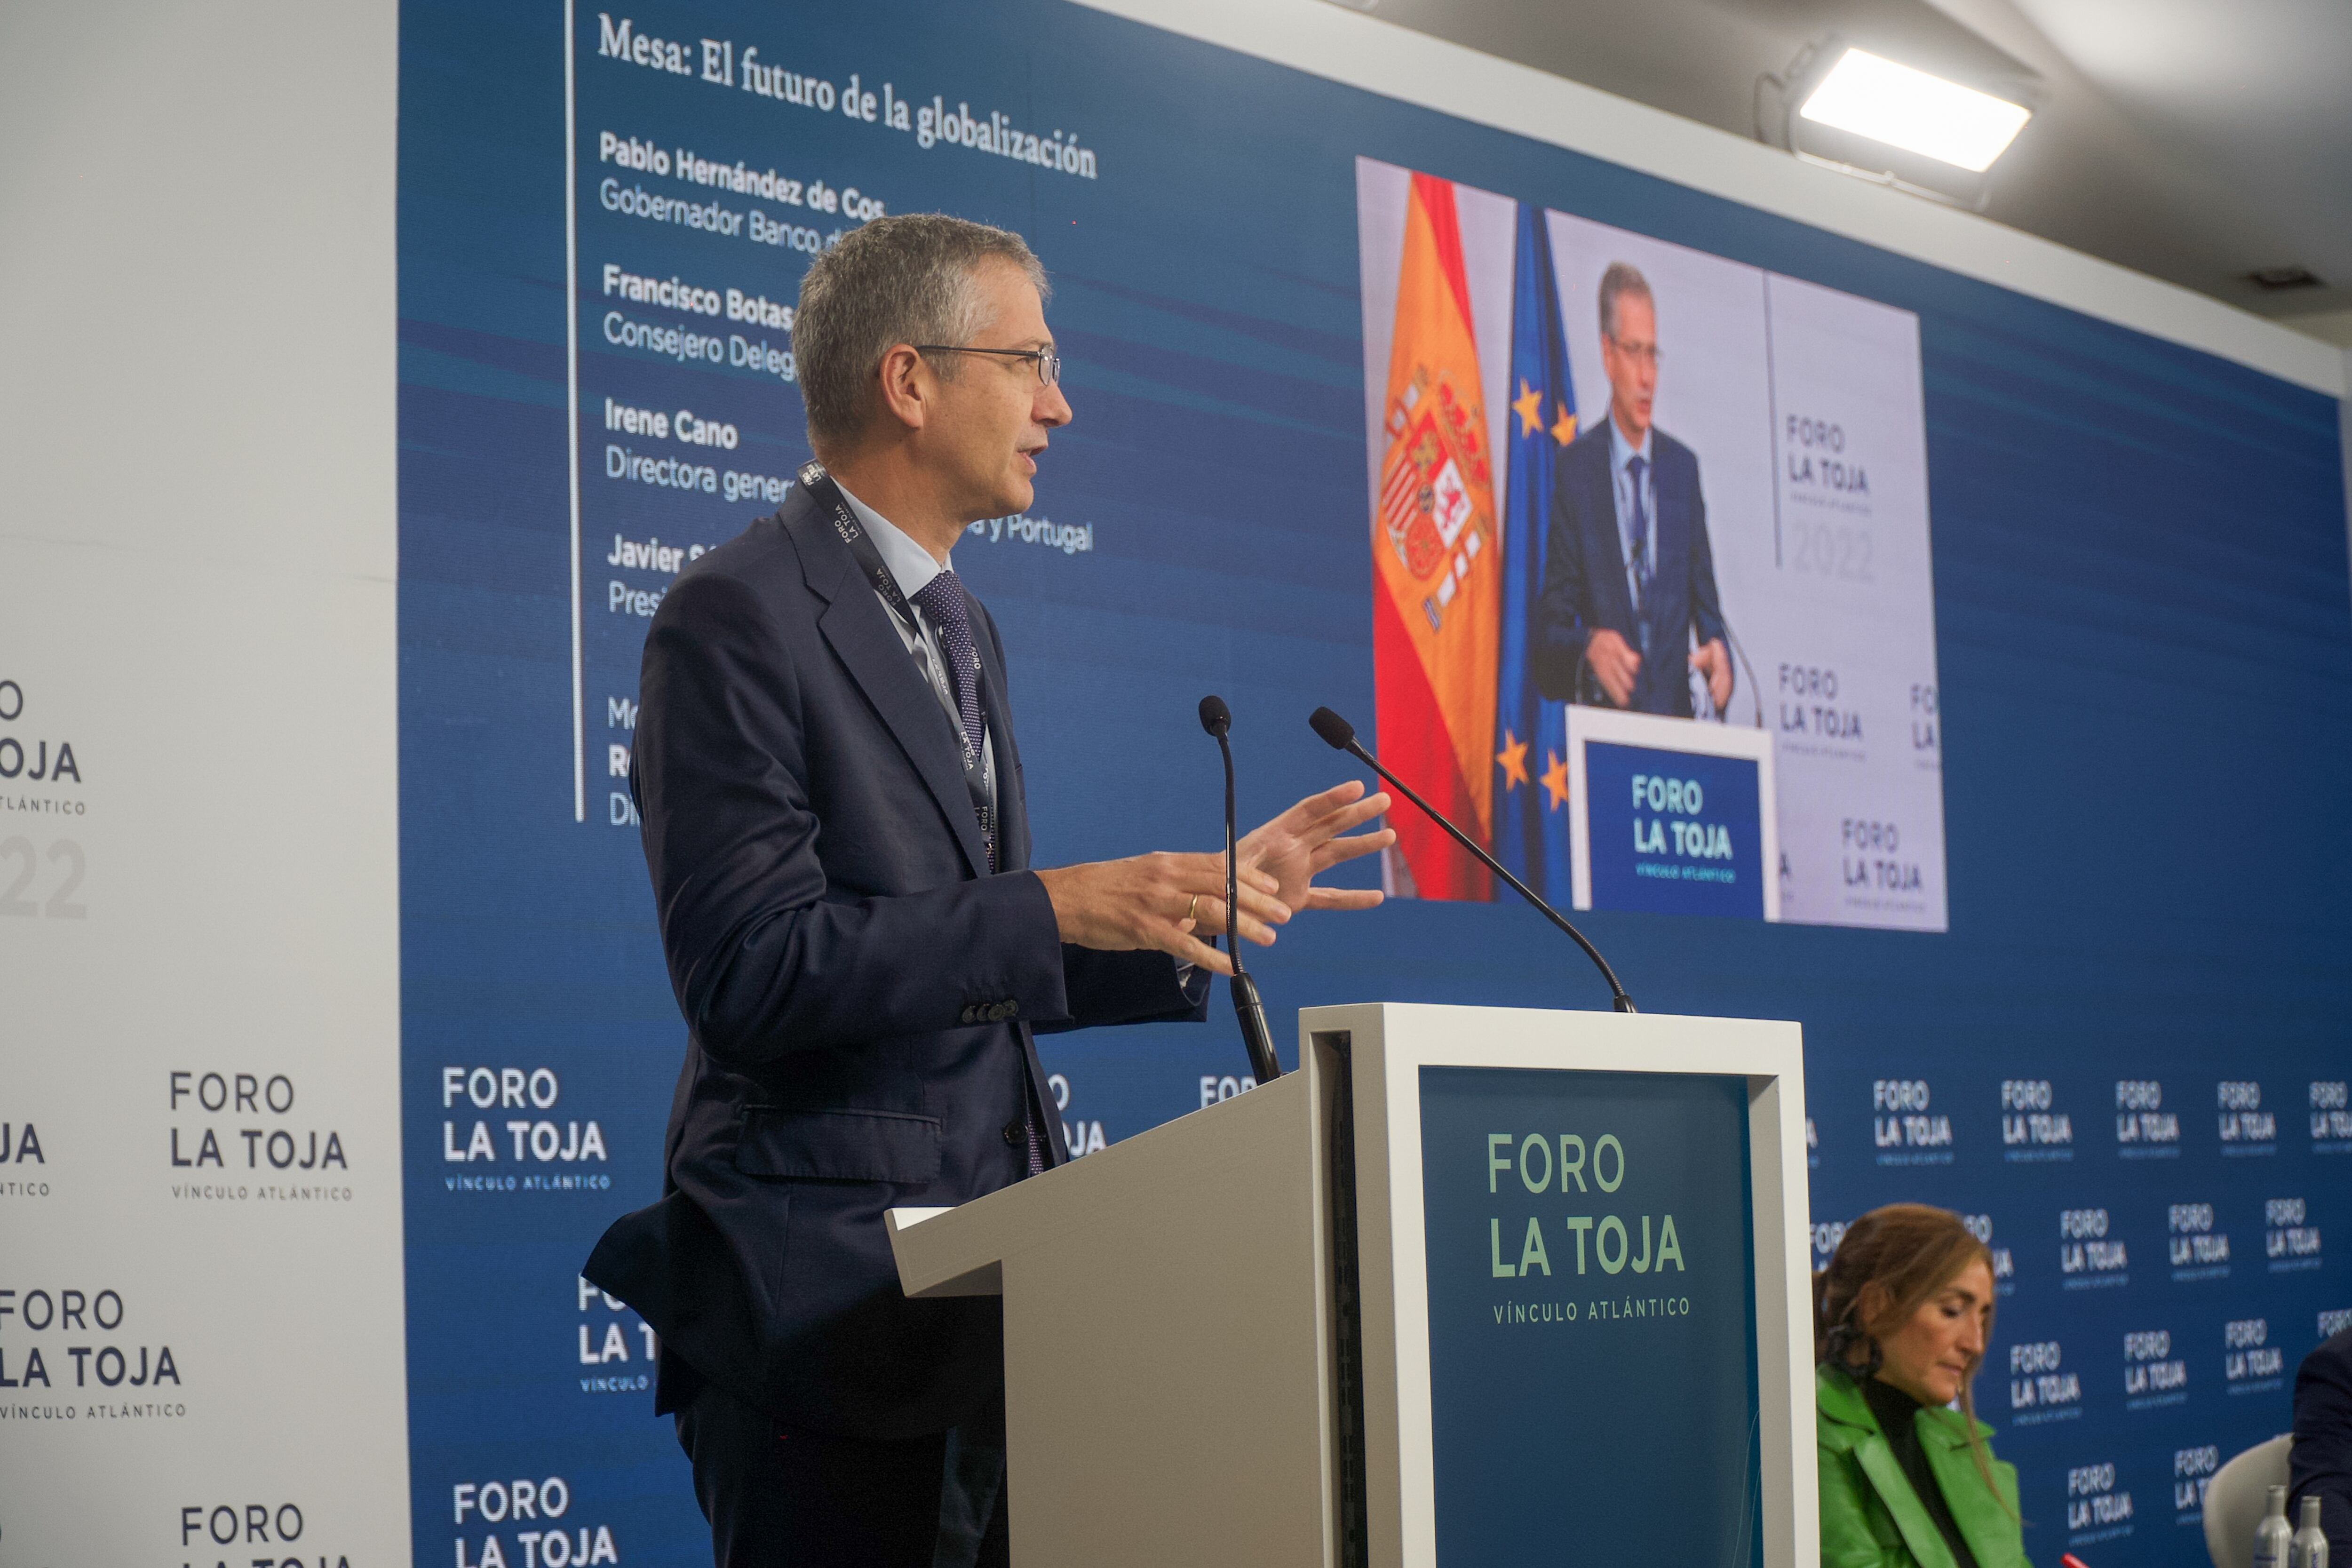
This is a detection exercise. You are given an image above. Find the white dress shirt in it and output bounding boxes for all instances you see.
[834,484,998,807]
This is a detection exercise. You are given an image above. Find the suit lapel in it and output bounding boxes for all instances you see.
[1923,1417,2012,1568]
[1853,1432,1959,1568]
[793,501,991,880]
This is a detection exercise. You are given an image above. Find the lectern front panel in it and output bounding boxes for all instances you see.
[1418,1066,1763,1566]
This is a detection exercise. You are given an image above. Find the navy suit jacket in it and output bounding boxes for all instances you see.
[2293,1327,2352,1560]
[1531,421,1726,717]
[584,483,1202,1441]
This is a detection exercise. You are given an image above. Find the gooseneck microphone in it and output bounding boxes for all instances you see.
[1199,696,1282,1083]
[1307,706,1637,1013]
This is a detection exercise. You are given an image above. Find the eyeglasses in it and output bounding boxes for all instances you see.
[911,344,1062,386]
[1607,335,1662,368]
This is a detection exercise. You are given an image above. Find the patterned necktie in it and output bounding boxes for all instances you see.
[1626,454,1653,613]
[909,570,985,764]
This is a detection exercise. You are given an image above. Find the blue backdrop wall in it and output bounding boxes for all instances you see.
[397,2,2352,1563]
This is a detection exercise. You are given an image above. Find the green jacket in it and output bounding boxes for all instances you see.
[1817,1366,2028,1568]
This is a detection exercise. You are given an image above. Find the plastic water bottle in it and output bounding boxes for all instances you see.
[2292,1494,2329,1568]
[2255,1485,2294,1568]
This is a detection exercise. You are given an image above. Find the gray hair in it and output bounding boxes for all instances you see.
[795,213,1049,451]
[1597,261,1653,342]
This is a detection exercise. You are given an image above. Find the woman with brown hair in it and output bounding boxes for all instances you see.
[1816,1204,2029,1568]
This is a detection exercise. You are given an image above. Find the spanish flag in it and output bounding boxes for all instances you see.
[1374,173,1499,901]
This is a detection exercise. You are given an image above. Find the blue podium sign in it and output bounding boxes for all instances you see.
[1565,706,1780,921]
[1419,1065,1764,1567]
[1584,740,1766,919]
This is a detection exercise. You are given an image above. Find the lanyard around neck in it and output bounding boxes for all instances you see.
[798,460,998,869]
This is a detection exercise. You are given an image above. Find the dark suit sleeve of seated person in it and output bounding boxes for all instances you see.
[636,568,1083,1067]
[2293,1328,2352,1556]
[1531,449,1598,701]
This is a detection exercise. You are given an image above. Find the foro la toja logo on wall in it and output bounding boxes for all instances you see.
[0,1285,184,1419]
[1873,1079,1952,1165]
[577,1275,655,1395]
[2001,1079,2072,1162]
[2312,1081,2352,1149]
[2218,1080,2276,1152]
[1776,661,1864,742]
[2059,1207,2127,1289]
[2008,1338,2081,1424]
[168,1071,350,1203]
[2264,1197,2322,1273]
[2122,1329,2186,1409]
[2066,1461,2133,1544]
[453,1473,619,1567]
[2224,1317,2283,1393]
[2169,1202,2230,1281]
[2175,1444,2220,1520]
[1781,414,1870,503]
[2115,1079,2179,1156]
[179,1501,355,1568]
[442,1067,610,1193]
[1842,817,1924,897]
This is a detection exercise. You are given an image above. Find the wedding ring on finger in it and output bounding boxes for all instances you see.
[1185,893,1200,924]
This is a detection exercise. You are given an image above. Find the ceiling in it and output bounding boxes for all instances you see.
[1346,0,2352,349]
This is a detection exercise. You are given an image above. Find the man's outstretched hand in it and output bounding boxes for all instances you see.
[1033,780,1393,977]
[1035,852,1288,977]
[1240,780,1394,919]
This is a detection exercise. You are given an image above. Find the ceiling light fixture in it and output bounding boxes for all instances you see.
[1797,47,2031,174]
[2245,265,2325,293]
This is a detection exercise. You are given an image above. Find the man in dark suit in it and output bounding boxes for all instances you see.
[584,214,1391,1568]
[1532,262,1732,717]
[2293,1325,2352,1562]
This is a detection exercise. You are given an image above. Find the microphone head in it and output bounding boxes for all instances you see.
[1308,707,1356,750]
[1197,694,1232,738]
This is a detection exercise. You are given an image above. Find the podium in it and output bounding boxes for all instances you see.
[889,1003,1815,1567]
[1565,705,1781,922]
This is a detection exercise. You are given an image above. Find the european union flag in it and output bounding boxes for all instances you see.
[1493,202,1577,895]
